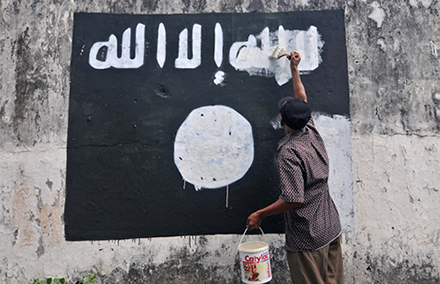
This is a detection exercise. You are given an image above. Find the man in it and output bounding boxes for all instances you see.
[246,52,344,284]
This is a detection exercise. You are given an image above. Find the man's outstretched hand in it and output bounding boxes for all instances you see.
[290,51,301,69]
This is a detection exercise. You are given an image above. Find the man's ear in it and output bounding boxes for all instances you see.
[279,113,284,126]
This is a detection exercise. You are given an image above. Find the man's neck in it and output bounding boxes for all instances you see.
[283,125,293,134]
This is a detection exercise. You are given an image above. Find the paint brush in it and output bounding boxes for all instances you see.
[268,46,291,59]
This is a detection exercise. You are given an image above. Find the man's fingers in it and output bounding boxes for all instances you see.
[247,212,262,230]
[246,218,252,228]
[247,220,260,230]
[247,219,256,230]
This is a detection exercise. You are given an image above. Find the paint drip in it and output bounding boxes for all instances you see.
[226,185,229,208]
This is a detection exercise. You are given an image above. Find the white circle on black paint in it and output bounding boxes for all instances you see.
[174,105,254,191]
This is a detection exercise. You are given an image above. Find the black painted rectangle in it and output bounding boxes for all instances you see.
[66,10,349,241]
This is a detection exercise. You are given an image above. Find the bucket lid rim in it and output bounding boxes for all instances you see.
[238,241,269,252]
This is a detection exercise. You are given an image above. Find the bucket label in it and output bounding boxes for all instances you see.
[244,252,269,264]
[240,251,271,283]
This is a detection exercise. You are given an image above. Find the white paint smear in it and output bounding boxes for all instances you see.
[213,71,225,85]
[368,1,386,28]
[174,105,254,191]
[313,114,355,233]
[230,26,324,86]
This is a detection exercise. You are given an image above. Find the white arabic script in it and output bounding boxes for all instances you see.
[87,22,324,85]
[89,23,145,69]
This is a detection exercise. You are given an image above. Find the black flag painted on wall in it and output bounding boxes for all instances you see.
[66,11,350,241]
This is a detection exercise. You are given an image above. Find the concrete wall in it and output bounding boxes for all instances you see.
[0,0,439,283]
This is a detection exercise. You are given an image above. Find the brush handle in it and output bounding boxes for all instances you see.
[278,51,291,60]
[279,54,291,60]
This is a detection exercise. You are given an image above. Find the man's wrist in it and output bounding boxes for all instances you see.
[256,209,266,219]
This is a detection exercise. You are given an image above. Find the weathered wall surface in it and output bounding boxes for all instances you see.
[0,0,439,283]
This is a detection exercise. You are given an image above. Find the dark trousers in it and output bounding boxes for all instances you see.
[286,235,344,284]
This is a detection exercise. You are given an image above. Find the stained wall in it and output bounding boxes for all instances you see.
[0,1,439,283]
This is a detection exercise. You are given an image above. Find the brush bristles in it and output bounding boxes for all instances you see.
[269,46,284,59]
[269,46,291,59]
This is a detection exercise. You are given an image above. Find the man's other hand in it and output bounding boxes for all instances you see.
[247,211,263,230]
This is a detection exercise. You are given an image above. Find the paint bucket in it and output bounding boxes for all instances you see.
[238,228,272,283]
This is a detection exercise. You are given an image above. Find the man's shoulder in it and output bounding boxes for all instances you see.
[306,117,316,128]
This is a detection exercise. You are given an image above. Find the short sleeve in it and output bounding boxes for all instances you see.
[277,151,305,203]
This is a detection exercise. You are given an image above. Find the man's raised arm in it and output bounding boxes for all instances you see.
[290,52,307,103]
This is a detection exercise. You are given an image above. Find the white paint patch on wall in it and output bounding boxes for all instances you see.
[313,114,355,233]
[368,1,386,28]
[270,113,355,232]
[230,26,324,86]
[298,0,310,6]
[174,105,254,191]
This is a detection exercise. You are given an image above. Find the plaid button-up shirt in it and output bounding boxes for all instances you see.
[277,118,341,252]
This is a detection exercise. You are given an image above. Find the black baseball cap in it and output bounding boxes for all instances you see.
[277,97,311,129]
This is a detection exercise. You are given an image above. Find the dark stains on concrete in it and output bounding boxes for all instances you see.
[432,92,440,128]
[13,27,47,142]
[349,1,440,135]
[219,0,245,13]
[142,0,159,12]
[276,0,292,11]
[365,254,439,284]
[45,178,53,190]
[29,0,41,12]
[0,100,8,120]
[428,6,439,16]
[181,0,208,13]
[14,27,33,133]
[36,236,45,258]
[247,0,264,12]
[91,241,290,283]
[13,0,22,14]
[218,0,345,12]
[94,2,135,14]
[12,229,18,246]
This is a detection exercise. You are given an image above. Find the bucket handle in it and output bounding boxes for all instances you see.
[238,227,268,248]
